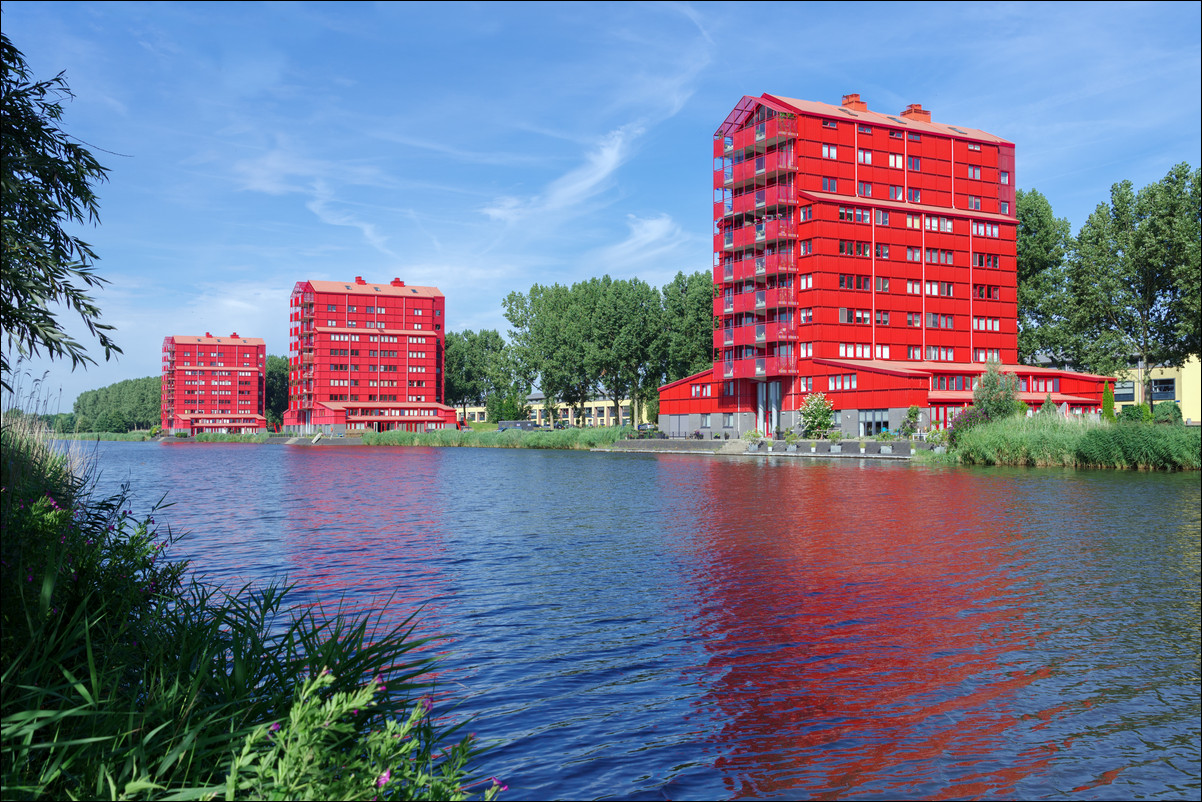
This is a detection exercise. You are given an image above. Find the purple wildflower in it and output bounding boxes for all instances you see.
[376,769,391,788]
[491,777,508,791]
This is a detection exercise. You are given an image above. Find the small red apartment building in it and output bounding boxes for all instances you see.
[658,93,1107,438]
[283,277,459,434]
[160,333,267,435]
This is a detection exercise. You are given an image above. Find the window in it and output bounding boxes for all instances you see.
[875,243,890,259]
[906,312,922,327]
[822,144,838,159]
[1151,378,1176,400]
[973,253,1001,269]
[889,130,903,140]
[822,120,838,129]
[1000,201,1010,215]
[874,210,890,226]
[907,246,922,262]
[908,187,921,203]
[969,196,982,210]
[700,413,711,428]
[875,310,890,325]
[858,181,872,197]
[909,346,922,360]
[890,185,904,200]
[907,131,921,141]
[1114,381,1135,402]
[974,283,1001,300]
[906,214,921,229]
[823,177,838,192]
[327,304,337,312]
[972,222,1000,238]
[908,156,921,171]
[967,142,981,151]
[858,149,872,164]
[966,165,981,180]
[723,413,734,427]
[888,153,904,169]
[1000,171,1009,185]
[859,409,889,437]
[875,277,890,292]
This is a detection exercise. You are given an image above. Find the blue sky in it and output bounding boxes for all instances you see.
[3,1,1200,410]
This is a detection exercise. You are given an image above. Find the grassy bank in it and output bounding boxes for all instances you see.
[954,415,1200,470]
[362,425,632,450]
[1,417,501,800]
[51,430,151,441]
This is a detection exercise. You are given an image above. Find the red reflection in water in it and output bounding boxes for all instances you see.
[671,459,1060,798]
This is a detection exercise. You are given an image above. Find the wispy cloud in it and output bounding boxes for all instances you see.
[305,181,394,257]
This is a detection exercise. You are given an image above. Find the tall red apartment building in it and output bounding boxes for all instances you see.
[283,277,459,434]
[160,333,267,434]
[658,93,1107,437]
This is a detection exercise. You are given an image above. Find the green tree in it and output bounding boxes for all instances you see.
[1015,189,1074,364]
[972,359,1024,421]
[661,270,713,382]
[1067,165,1200,407]
[265,354,288,429]
[798,392,833,437]
[504,283,595,422]
[1102,381,1115,422]
[1,32,120,391]
[587,276,661,425]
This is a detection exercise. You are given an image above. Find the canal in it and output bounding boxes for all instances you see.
[84,442,1201,800]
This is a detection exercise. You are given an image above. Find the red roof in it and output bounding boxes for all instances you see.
[766,94,1013,145]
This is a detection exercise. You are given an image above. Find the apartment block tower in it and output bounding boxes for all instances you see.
[658,93,1106,438]
[160,333,267,434]
[283,277,459,434]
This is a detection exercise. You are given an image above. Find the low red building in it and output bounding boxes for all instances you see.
[659,93,1107,438]
[160,333,267,435]
[283,277,459,434]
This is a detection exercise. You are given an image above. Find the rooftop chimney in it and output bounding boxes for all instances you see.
[205,331,212,338]
[390,278,405,287]
[354,276,367,284]
[230,332,238,338]
[841,93,867,112]
[900,103,931,123]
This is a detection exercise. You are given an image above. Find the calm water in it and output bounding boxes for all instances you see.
[82,442,1200,800]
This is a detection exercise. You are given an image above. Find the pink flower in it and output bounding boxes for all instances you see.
[376,769,391,788]
[491,777,508,791]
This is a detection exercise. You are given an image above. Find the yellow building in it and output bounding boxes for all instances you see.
[1113,356,1201,423]
[458,392,645,427]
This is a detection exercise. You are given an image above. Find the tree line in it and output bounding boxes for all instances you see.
[1017,163,1200,403]
[446,270,713,424]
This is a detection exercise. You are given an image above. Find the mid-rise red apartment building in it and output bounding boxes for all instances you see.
[160,333,267,434]
[659,93,1107,437]
[283,277,459,434]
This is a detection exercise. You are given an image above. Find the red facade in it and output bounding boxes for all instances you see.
[283,277,459,434]
[660,93,1107,437]
[160,333,267,434]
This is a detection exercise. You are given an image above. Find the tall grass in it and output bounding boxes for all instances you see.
[955,414,1200,470]
[192,432,270,443]
[362,425,632,450]
[1,417,501,800]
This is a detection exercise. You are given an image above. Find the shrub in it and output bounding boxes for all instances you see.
[972,360,1024,421]
[947,406,990,447]
[898,405,921,438]
[925,428,947,447]
[828,428,843,443]
[875,430,895,442]
[1153,401,1183,425]
[1118,403,1152,424]
[1040,394,1057,415]
[798,392,834,437]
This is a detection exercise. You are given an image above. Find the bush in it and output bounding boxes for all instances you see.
[1118,403,1152,424]
[1040,394,1057,415]
[798,392,834,437]
[1,419,501,800]
[947,406,990,447]
[972,360,1024,421]
[898,406,921,438]
[1153,401,1184,425]
[1102,382,1116,422]
[744,429,764,443]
